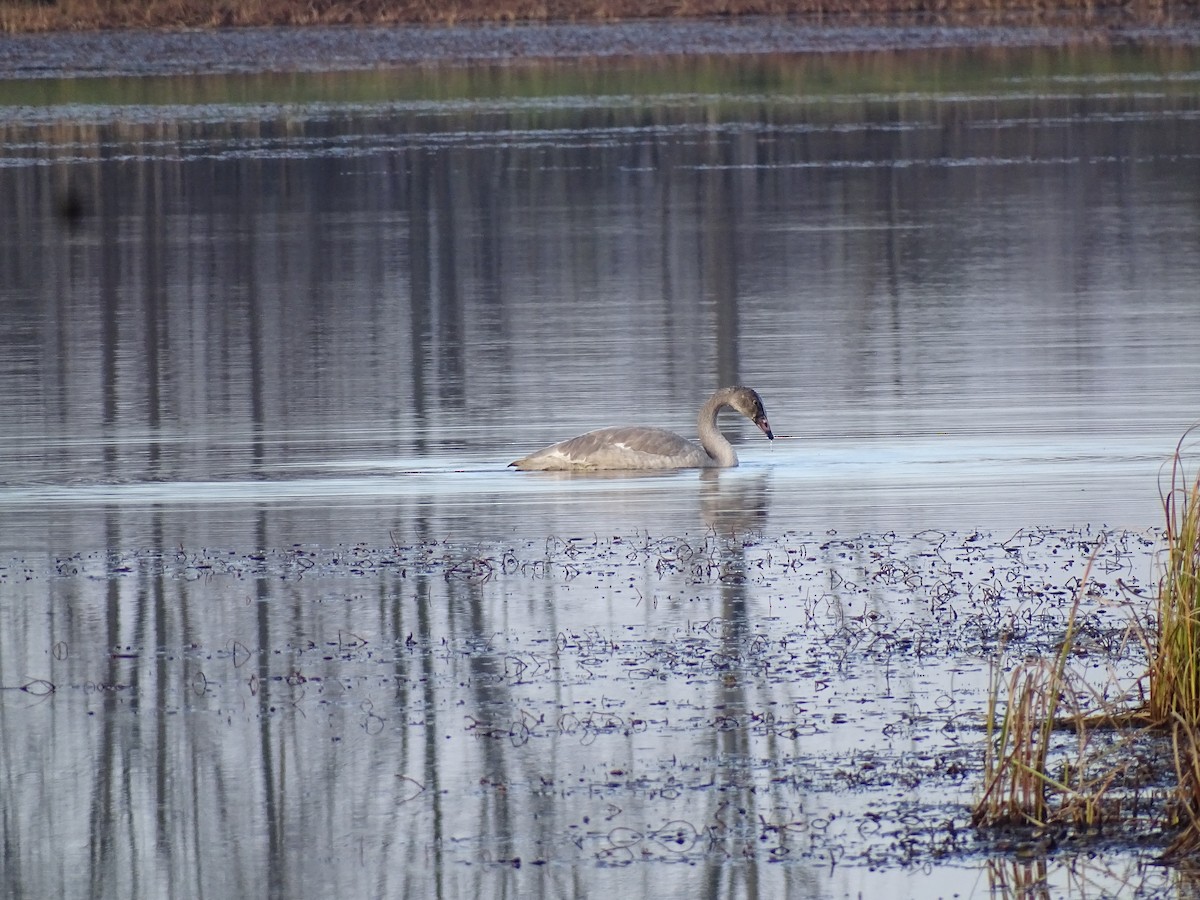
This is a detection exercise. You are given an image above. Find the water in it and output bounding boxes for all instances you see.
[2,41,1200,898]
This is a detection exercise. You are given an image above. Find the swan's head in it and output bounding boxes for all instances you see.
[727,386,774,441]
[754,410,774,440]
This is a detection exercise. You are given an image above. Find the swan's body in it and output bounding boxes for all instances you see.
[508,386,773,471]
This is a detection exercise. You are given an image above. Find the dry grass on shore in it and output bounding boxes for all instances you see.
[0,0,1190,33]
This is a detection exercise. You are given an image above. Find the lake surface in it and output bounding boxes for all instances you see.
[2,36,1200,898]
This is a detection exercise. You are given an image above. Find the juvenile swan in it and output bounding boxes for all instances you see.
[509,386,774,471]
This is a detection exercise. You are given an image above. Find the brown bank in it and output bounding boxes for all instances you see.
[0,0,1194,33]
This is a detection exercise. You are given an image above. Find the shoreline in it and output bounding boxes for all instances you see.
[1,13,1199,80]
[1,0,1194,32]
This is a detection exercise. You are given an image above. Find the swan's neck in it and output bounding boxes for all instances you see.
[697,393,737,467]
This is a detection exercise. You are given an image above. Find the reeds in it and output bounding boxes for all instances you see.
[1154,428,1200,860]
[1149,429,1200,728]
[0,0,1191,33]
[974,652,1065,827]
[975,428,1200,859]
[1165,713,1200,860]
[972,573,1124,830]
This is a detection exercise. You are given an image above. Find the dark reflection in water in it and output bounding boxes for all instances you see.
[0,47,1199,899]
[2,49,1199,534]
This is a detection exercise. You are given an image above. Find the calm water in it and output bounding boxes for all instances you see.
[2,41,1200,898]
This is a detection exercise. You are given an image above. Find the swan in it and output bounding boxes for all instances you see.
[508,386,774,471]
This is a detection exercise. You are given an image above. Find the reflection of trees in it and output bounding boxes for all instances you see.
[0,53,1197,898]
[700,471,770,535]
[0,517,1166,896]
[0,531,736,894]
[3,73,1196,478]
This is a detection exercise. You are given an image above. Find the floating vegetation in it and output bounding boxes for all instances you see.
[2,520,1188,897]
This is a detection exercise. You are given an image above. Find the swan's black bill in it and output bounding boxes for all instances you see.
[756,416,774,440]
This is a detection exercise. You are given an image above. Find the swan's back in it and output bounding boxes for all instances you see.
[509,425,711,471]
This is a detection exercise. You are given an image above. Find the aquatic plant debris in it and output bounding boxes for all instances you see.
[2,525,1186,890]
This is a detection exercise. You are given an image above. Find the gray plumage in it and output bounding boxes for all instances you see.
[509,386,774,471]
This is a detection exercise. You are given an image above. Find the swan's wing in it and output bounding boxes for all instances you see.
[510,426,708,471]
